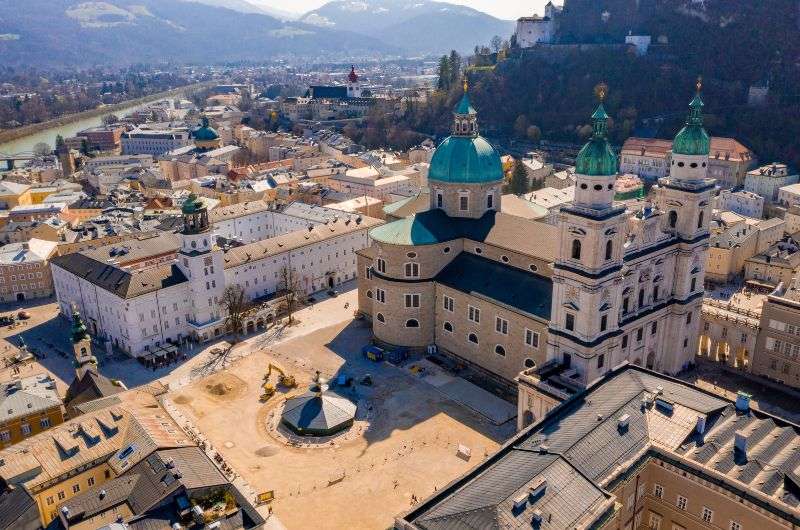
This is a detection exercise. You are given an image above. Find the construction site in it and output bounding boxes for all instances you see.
[168,318,515,529]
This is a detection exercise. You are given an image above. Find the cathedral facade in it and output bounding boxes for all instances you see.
[357,86,714,405]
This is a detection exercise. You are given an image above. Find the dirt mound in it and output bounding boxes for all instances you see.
[201,372,247,401]
[255,445,280,457]
[207,382,232,395]
[173,395,192,405]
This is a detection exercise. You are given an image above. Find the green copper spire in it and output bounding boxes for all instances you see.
[71,309,89,344]
[454,78,477,116]
[673,80,710,156]
[181,193,204,214]
[575,89,617,176]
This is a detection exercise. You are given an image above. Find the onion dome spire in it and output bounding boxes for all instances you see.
[71,308,89,344]
[673,79,710,156]
[348,65,359,84]
[575,84,617,176]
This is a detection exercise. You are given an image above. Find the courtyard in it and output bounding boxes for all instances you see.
[168,318,514,529]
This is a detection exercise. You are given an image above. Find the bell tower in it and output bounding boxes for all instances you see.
[177,194,225,338]
[654,83,714,300]
[71,308,97,379]
[547,87,627,385]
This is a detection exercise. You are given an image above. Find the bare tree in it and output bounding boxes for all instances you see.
[221,285,247,342]
[278,266,303,325]
[102,114,119,125]
[490,35,503,54]
[32,142,52,157]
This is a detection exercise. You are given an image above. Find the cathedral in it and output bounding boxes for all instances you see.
[357,83,714,409]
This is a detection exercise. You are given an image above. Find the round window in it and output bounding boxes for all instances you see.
[607,183,613,190]
[690,162,698,168]
[524,358,536,369]
[594,184,603,191]
[191,241,197,249]
[407,252,417,259]
[443,246,451,254]
[530,264,538,272]
[501,255,509,263]
[475,247,483,254]
[677,161,685,167]
[580,183,588,190]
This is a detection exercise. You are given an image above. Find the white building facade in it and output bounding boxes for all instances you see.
[714,189,764,219]
[51,195,382,356]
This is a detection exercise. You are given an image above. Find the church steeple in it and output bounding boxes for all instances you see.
[573,86,618,210]
[71,308,97,379]
[673,79,710,157]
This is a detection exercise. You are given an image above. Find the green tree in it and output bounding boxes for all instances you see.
[55,134,65,152]
[437,55,450,91]
[448,50,462,89]
[506,159,529,195]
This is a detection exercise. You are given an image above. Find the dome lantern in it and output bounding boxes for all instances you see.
[428,80,503,186]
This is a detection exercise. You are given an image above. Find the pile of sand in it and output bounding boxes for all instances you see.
[207,382,232,396]
[173,395,192,405]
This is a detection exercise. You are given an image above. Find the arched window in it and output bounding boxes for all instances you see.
[605,240,613,260]
[443,321,453,332]
[571,239,582,260]
[668,211,678,229]
[366,290,373,299]
[495,345,506,356]
[436,192,443,208]
[376,313,385,323]
[486,193,494,209]
[697,211,704,229]
[405,319,419,328]
[524,358,536,369]
[468,333,478,344]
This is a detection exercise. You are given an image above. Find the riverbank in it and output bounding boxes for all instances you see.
[0,80,215,146]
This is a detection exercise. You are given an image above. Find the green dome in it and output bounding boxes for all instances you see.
[193,116,219,141]
[575,103,617,176]
[673,93,710,156]
[429,136,503,184]
[182,193,205,214]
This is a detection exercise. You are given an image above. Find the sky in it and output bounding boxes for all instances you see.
[254,0,549,20]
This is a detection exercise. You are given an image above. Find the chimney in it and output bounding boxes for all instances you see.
[618,414,630,431]
[735,391,751,413]
[696,415,706,435]
[734,431,747,455]
[99,489,107,499]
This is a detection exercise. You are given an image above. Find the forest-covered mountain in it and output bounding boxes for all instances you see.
[300,0,514,54]
[0,0,395,67]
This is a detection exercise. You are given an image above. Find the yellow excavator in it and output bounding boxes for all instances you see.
[260,363,297,401]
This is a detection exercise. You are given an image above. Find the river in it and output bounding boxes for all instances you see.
[0,100,158,156]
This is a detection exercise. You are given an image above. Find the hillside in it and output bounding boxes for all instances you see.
[0,0,396,67]
[300,0,514,54]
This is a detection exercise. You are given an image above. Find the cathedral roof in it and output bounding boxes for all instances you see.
[428,135,503,184]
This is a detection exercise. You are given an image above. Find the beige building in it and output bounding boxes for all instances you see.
[744,234,800,288]
[361,89,713,401]
[0,374,64,450]
[398,365,800,530]
[0,388,190,526]
[620,136,756,187]
[706,217,784,283]
[752,277,800,387]
[0,238,58,302]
